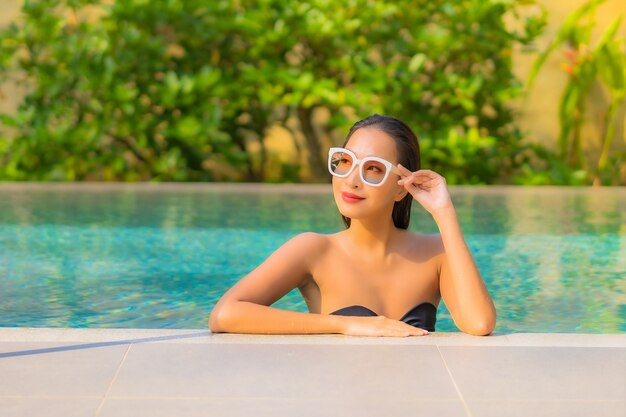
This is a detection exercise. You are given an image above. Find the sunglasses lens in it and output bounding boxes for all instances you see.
[362,160,387,184]
[329,151,353,176]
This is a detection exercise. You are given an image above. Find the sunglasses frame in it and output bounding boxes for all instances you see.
[327,147,402,187]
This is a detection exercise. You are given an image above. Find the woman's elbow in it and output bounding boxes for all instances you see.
[472,323,495,336]
[467,305,497,336]
[208,307,228,333]
[462,318,496,336]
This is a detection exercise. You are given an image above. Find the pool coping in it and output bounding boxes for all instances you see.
[0,181,624,194]
[1,327,624,347]
[2,328,624,417]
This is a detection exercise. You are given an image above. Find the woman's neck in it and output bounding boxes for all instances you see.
[344,218,401,258]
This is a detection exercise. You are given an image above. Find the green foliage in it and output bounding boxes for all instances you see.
[420,127,498,185]
[0,0,547,183]
[513,143,591,185]
[0,0,237,181]
[525,0,626,185]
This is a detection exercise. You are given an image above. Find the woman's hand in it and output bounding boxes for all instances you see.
[397,164,454,215]
[340,315,429,337]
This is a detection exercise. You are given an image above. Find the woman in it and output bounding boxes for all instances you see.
[209,114,496,337]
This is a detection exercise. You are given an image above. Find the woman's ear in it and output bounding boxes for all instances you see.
[395,185,409,202]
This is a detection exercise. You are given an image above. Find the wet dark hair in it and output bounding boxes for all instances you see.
[339,114,421,230]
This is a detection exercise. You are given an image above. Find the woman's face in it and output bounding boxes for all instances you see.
[332,127,406,223]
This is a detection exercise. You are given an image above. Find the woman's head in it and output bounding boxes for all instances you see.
[331,114,421,229]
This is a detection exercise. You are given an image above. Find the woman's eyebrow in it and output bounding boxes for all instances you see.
[344,148,373,158]
[343,147,362,158]
[346,147,393,161]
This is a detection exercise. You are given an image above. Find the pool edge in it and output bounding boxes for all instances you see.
[1,327,624,347]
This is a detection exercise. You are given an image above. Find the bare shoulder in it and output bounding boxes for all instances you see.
[400,230,444,254]
[291,231,329,242]
[404,230,443,250]
[284,232,331,288]
[425,233,445,252]
[287,231,331,253]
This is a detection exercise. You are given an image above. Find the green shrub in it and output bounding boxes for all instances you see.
[0,0,546,183]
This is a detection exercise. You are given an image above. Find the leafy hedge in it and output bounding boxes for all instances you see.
[0,0,546,183]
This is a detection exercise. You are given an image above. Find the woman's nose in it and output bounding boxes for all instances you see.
[345,164,362,187]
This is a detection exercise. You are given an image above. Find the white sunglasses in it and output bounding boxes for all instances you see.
[327,147,401,187]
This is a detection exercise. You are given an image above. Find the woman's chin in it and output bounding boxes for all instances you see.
[337,206,365,219]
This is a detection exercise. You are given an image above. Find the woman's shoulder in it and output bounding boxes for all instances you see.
[399,230,445,254]
[285,231,332,253]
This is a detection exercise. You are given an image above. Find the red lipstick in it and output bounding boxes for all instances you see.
[342,192,365,203]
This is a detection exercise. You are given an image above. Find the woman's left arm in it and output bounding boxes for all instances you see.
[397,165,497,336]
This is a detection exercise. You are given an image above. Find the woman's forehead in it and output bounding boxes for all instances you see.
[345,128,397,160]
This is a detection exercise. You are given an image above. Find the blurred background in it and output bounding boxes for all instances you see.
[1,0,625,185]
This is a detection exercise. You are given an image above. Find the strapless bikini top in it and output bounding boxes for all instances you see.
[329,302,437,331]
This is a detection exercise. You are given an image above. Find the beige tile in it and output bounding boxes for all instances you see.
[217,332,509,346]
[108,343,459,400]
[136,331,508,346]
[466,400,626,417]
[99,398,468,417]
[0,327,212,344]
[427,332,511,346]
[0,342,128,396]
[506,333,626,347]
[0,398,100,417]
[204,333,464,345]
[0,328,508,346]
[439,346,626,401]
[4,328,622,348]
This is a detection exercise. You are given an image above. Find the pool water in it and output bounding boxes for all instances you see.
[0,184,624,333]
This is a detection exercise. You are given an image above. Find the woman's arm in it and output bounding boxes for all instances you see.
[210,301,344,334]
[209,232,429,337]
[208,232,345,334]
[433,207,496,336]
[397,166,497,336]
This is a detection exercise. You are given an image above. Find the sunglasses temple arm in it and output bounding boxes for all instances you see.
[391,165,404,176]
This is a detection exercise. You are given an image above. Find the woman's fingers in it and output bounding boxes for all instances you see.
[397,165,439,182]
[397,163,413,176]
[343,316,430,337]
[398,175,433,188]
[399,174,442,189]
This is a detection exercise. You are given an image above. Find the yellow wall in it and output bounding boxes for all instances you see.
[512,0,626,165]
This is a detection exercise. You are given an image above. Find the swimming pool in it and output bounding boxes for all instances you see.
[0,183,624,333]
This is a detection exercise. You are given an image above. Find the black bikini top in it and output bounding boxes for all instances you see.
[329,302,437,332]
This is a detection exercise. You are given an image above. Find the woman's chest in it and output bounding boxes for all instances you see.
[301,250,440,317]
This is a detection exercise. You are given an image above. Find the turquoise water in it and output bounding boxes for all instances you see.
[0,184,624,333]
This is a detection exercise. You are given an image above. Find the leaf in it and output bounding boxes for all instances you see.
[527,0,605,87]
[0,114,18,127]
[596,43,626,92]
[174,116,202,139]
[557,81,580,156]
[408,53,426,73]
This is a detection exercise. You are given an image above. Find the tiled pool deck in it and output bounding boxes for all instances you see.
[0,328,624,417]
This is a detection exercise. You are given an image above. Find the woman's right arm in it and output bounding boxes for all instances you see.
[208,232,345,335]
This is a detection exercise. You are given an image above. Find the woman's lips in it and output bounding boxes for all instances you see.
[342,192,365,203]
